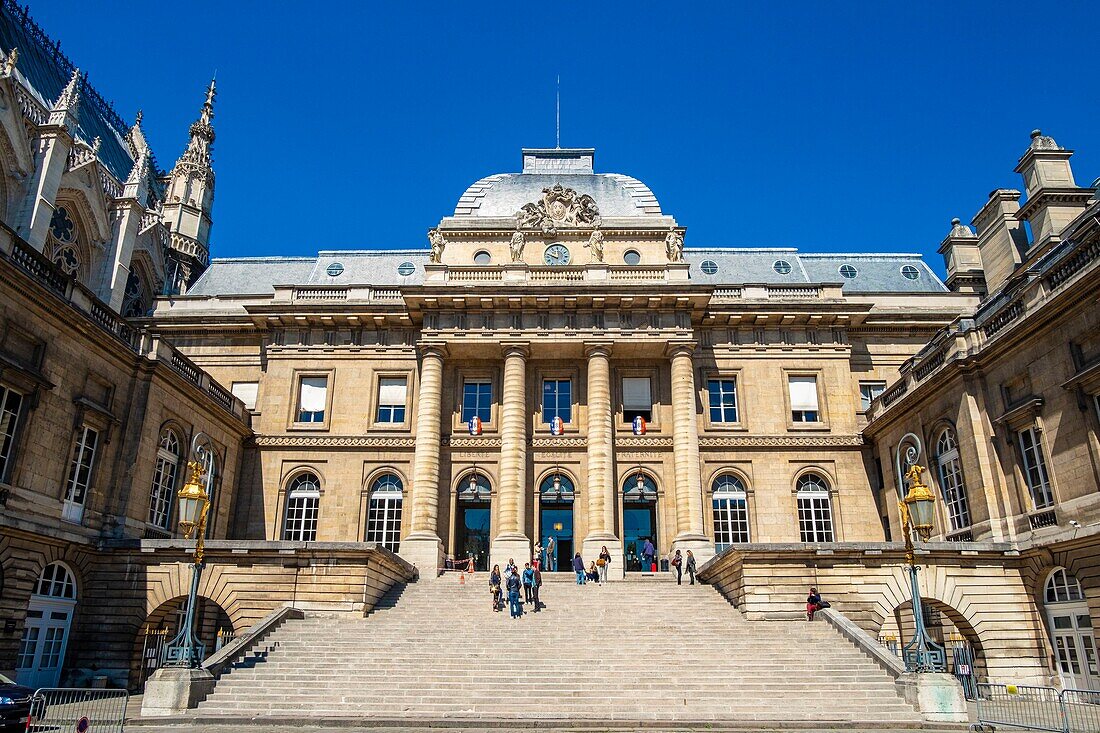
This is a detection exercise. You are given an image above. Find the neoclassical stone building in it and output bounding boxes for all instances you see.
[1,0,1099,699]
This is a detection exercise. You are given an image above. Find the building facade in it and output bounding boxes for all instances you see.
[0,0,1098,698]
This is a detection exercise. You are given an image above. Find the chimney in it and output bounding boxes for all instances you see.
[971,190,1028,296]
[938,218,986,296]
[1014,130,1094,255]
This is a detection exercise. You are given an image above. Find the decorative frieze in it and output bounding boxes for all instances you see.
[254,435,417,448]
[442,436,503,449]
[697,434,865,448]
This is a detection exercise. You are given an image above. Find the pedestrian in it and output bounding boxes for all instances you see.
[489,564,502,612]
[686,550,697,585]
[533,541,543,571]
[586,561,599,583]
[506,557,518,577]
[671,549,683,584]
[532,564,543,611]
[546,536,556,571]
[806,586,830,621]
[642,537,656,572]
[507,569,523,618]
[572,552,586,584]
[522,562,535,604]
[597,545,612,585]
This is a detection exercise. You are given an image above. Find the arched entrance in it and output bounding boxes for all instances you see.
[538,471,574,572]
[455,471,492,571]
[132,595,233,690]
[882,596,985,698]
[17,562,78,688]
[1043,568,1099,690]
[622,471,658,572]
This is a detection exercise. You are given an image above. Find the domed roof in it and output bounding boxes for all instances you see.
[453,149,664,219]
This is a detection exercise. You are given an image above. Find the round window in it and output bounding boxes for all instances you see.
[326,263,344,277]
[773,260,792,275]
[473,250,491,265]
[700,260,719,275]
[901,265,921,280]
[839,264,857,279]
[624,250,641,265]
[397,261,415,276]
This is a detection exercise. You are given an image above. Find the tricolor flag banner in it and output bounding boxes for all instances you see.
[632,415,647,435]
[468,416,483,435]
[550,416,564,436]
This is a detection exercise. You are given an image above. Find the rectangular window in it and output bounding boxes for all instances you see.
[461,380,493,424]
[789,376,820,422]
[231,381,259,410]
[622,377,652,422]
[62,425,99,523]
[859,381,886,412]
[375,377,408,424]
[0,385,24,481]
[296,376,328,423]
[542,379,572,424]
[1018,426,1054,509]
[707,379,739,423]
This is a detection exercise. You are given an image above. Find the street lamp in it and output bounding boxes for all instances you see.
[162,458,211,667]
[896,438,946,673]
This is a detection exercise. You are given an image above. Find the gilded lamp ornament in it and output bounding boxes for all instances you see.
[163,450,212,667]
[901,464,936,542]
[177,461,211,547]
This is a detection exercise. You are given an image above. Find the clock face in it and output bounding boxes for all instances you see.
[544,244,571,266]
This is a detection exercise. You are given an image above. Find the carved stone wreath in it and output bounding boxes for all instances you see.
[516,184,600,230]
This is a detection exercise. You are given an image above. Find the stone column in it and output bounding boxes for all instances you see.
[490,343,531,570]
[581,342,623,578]
[402,342,447,577]
[667,342,714,564]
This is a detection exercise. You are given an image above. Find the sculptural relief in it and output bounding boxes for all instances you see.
[509,229,525,263]
[665,226,685,263]
[517,184,600,230]
[428,228,446,263]
[585,226,605,263]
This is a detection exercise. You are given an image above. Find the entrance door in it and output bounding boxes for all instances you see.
[456,503,491,571]
[540,506,573,572]
[17,563,77,688]
[623,505,657,572]
[1044,568,1100,691]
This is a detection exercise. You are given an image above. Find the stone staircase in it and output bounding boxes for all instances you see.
[196,575,922,725]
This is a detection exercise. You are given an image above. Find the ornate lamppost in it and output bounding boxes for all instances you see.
[896,434,946,672]
[162,454,211,667]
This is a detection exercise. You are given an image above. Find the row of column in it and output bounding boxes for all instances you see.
[402,340,711,575]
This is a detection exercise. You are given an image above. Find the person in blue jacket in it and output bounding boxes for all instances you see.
[572,552,586,585]
[522,563,535,604]
[506,570,523,618]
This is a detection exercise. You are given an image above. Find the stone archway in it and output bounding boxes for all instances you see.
[882,595,986,691]
[129,594,233,691]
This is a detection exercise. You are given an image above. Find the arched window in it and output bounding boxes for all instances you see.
[623,473,657,503]
[458,471,492,502]
[366,473,403,552]
[283,473,320,541]
[148,430,181,530]
[796,473,834,542]
[1046,568,1085,604]
[540,473,574,502]
[935,428,971,531]
[35,562,76,600]
[712,474,749,550]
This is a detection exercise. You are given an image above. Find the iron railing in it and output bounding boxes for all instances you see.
[975,683,1100,733]
[25,688,129,733]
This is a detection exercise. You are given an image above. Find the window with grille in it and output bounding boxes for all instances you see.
[462,380,493,424]
[543,379,572,424]
[935,428,971,531]
[796,473,834,542]
[366,474,403,552]
[62,426,99,522]
[1018,426,1054,509]
[712,474,749,550]
[376,377,407,423]
[1046,568,1085,603]
[0,385,24,481]
[148,430,181,530]
[296,376,328,423]
[788,376,820,422]
[707,379,739,423]
[622,377,652,422]
[859,381,886,411]
[283,473,321,541]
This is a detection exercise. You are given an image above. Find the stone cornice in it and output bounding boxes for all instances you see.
[698,434,865,448]
[531,437,587,448]
[615,436,674,448]
[443,436,503,448]
[254,435,417,448]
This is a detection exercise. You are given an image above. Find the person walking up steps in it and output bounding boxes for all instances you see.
[489,564,502,613]
[597,545,611,585]
[572,552,586,584]
[522,563,535,604]
[671,549,683,584]
[507,569,523,618]
[686,550,698,585]
[642,537,656,572]
[531,564,543,611]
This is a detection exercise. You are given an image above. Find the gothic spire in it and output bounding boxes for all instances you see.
[173,76,216,173]
[49,68,83,128]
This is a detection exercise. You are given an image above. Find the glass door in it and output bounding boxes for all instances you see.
[623,505,656,572]
[16,598,74,689]
[540,506,573,572]
[1049,609,1100,690]
[456,504,491,571]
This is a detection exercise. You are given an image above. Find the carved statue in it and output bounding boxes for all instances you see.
[428,228,446,263]
[516,184,601,230]
[509,229,525,263]
[585,227,605,263]
[904,463,927,491]
[665,226,684,263]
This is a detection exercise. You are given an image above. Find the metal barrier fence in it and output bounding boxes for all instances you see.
[975,683,1100,733]
[25,688,129,733]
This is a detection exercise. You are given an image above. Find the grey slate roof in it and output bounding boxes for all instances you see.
[187,248,947,296]
[454,173,663,218]
[0,0,137,182]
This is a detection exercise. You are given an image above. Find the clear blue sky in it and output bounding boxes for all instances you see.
[33,1,1099,275]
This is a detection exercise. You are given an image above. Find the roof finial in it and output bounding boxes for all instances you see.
[555,74,560,149]
[134,109,143,127]
[201,76,216,125]
[49,67,82,127]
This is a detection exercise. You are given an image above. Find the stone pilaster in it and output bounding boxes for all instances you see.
[490,342,531,571]
[667,342,713,564]
[402,342,447,577]
[582,342,623,578]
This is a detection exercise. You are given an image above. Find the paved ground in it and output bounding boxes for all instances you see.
[125,727,970,733]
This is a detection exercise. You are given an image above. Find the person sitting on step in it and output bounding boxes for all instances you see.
[806,586,830,621]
